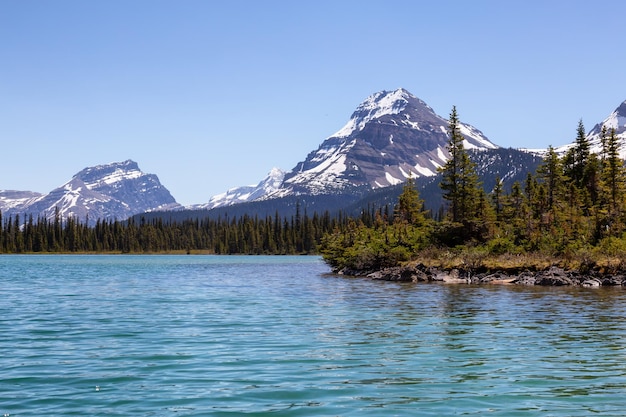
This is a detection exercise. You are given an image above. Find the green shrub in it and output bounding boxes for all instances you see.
[595,236,626,257]
[486,236,518,255]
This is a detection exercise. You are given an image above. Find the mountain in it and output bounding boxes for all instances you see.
[556,100,626,156]
[192,168,286,210]
[0,190,43,211]
[1,160,180,225]
[276,88,497,195]
[207,88,498,208]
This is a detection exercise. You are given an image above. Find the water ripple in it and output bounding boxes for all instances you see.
[2,255,626,415]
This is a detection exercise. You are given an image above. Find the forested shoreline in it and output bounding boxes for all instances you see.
[0,206,338,255]
[320,107,626,281]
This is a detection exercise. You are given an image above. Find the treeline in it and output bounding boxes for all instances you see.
[321,107,626,272]
[0,206,341,254]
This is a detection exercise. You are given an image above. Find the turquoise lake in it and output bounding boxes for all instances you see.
[2,255,626,416]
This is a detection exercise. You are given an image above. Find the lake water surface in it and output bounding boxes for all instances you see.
[2,255,626,416]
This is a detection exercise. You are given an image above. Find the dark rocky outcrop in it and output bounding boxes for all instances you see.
[338,264,626,287]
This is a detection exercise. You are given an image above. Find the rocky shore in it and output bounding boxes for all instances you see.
[338,264,626,287]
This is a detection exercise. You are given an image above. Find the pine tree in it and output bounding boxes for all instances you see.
[491,176,504,222]
[603,128,624,213]
[594,127,626,239]
[563,119,590,189]
[537,146,565,211]
[439,106,482,226]
[394,176,425,226]
[563,119,597,210]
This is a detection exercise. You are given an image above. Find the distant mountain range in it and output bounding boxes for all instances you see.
[2,89,626,224]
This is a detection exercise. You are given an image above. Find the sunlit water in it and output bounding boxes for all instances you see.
[2,255,626,416]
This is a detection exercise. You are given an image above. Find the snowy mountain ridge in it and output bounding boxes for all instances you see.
[207,93,626,210]
[191,168,286,210]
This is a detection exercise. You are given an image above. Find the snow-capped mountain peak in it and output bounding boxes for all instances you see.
[332,88,424,138]
[273,88,497,196]
[79,159,144,189]
[0,190,43,211]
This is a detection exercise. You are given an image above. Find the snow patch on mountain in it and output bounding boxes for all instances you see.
[331,88,414,138]
[84,167,143,188]
[0,190,43,211]
[415,164,436,176]
[460,124,498,150]
[385,172,403,185]
[285,139,356,186]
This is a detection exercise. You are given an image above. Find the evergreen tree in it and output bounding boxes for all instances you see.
[491,176,504,222]
[563,119,590,189]
[595,127,625,238]
[537,146,565,212]
[603,128,624,213]
[394,176,426,226]
[563,119,599,210]
[439,106,482,226]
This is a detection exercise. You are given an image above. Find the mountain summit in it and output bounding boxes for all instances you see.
[277,88,496,195]
[208,88,498,206]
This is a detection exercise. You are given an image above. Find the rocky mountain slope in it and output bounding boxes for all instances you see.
[0,160,180,225]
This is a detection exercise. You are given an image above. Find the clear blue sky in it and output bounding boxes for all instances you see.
[2,0,625,205]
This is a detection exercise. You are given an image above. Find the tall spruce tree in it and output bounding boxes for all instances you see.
[439,106,481,225]
[491,176,504,222]
[602,128,624,214]
[537,146,565,211]
[394,176,426,226]
[564,119,590,188]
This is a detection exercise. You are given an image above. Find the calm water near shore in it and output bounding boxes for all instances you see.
[2,255,626,416]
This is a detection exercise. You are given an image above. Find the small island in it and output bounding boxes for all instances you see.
[320,108,626,287]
